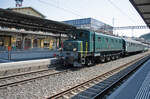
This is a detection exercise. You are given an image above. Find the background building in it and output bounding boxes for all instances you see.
[0,7,62,51]
[63,18,113,35]
[0,7,75,60]
[7,7,45,18]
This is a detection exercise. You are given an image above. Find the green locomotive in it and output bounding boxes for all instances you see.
[61,29,124,67]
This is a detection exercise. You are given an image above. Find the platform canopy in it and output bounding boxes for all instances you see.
[130,0,150,28]
[0,8,76,34]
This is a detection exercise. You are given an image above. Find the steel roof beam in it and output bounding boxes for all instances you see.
[142,12,150,14]
[129,0,150,28]
[136,3,150,6]
[0,8,76,34]
[145,18,150,20]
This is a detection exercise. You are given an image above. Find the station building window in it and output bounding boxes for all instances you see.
[33,39,38,48]
[0,36,11,50]
[0,37,4,46]
[44,40,50,48]
[16,38,22,49]
[25,38,31,49]
[0,36,5,50]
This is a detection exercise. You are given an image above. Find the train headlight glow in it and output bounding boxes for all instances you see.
[58,48,62,51]
[73,48,77,51]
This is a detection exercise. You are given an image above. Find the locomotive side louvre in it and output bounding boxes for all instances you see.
[93,32,124,55]
[89,32,124,64]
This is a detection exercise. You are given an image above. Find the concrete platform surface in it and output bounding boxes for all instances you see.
[0,58,58,71]
[0,59,11,63]
[108,59,150,99]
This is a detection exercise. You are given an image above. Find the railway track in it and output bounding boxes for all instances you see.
[0,65,69,88]
[0,54,131,89]
[49,54,150,99]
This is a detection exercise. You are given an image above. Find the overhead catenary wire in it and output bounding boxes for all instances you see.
[38,0,84,17]
[107,0,137,25]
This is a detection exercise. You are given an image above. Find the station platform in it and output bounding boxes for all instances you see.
[0,58,58,71]
[108,58,150,99]
[0,49,60,62]
[0,59,11,63]
[0,57,59,76]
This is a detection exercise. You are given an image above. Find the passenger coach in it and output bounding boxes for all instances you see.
[123,38,148,55]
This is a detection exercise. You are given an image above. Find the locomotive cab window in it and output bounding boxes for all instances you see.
[79,32,89,39]
[79,32,83,38]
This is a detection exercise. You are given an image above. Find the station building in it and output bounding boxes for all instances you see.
[63,18,113,35]
[0,7,63,51]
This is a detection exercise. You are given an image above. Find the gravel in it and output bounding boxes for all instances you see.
[0,52,149,99]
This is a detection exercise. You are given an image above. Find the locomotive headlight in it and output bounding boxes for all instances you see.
[58,48,62,51]
[73,48,77,51]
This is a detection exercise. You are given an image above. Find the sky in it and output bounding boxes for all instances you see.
[0,0,150,37]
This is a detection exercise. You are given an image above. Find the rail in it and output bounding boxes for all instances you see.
[0,65,69,88]
[49,54,150,99]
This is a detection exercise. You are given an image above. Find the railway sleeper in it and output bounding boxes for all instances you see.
[77,90,97,98]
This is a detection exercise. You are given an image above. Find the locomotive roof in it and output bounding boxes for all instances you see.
[95,32,122,40]
[73,28,122,40]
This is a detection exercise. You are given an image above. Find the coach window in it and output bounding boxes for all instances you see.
[91,35,94,41]
[119,40,121,43]
[127,42,129,46]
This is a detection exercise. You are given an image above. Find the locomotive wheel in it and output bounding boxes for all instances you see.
[88,60,92,66]
[111,55,115,60]
[100,57,105,63]
[106,56,111,62]
[115,55,119,59]
[95,57,100,63]
[86,59,93,66]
